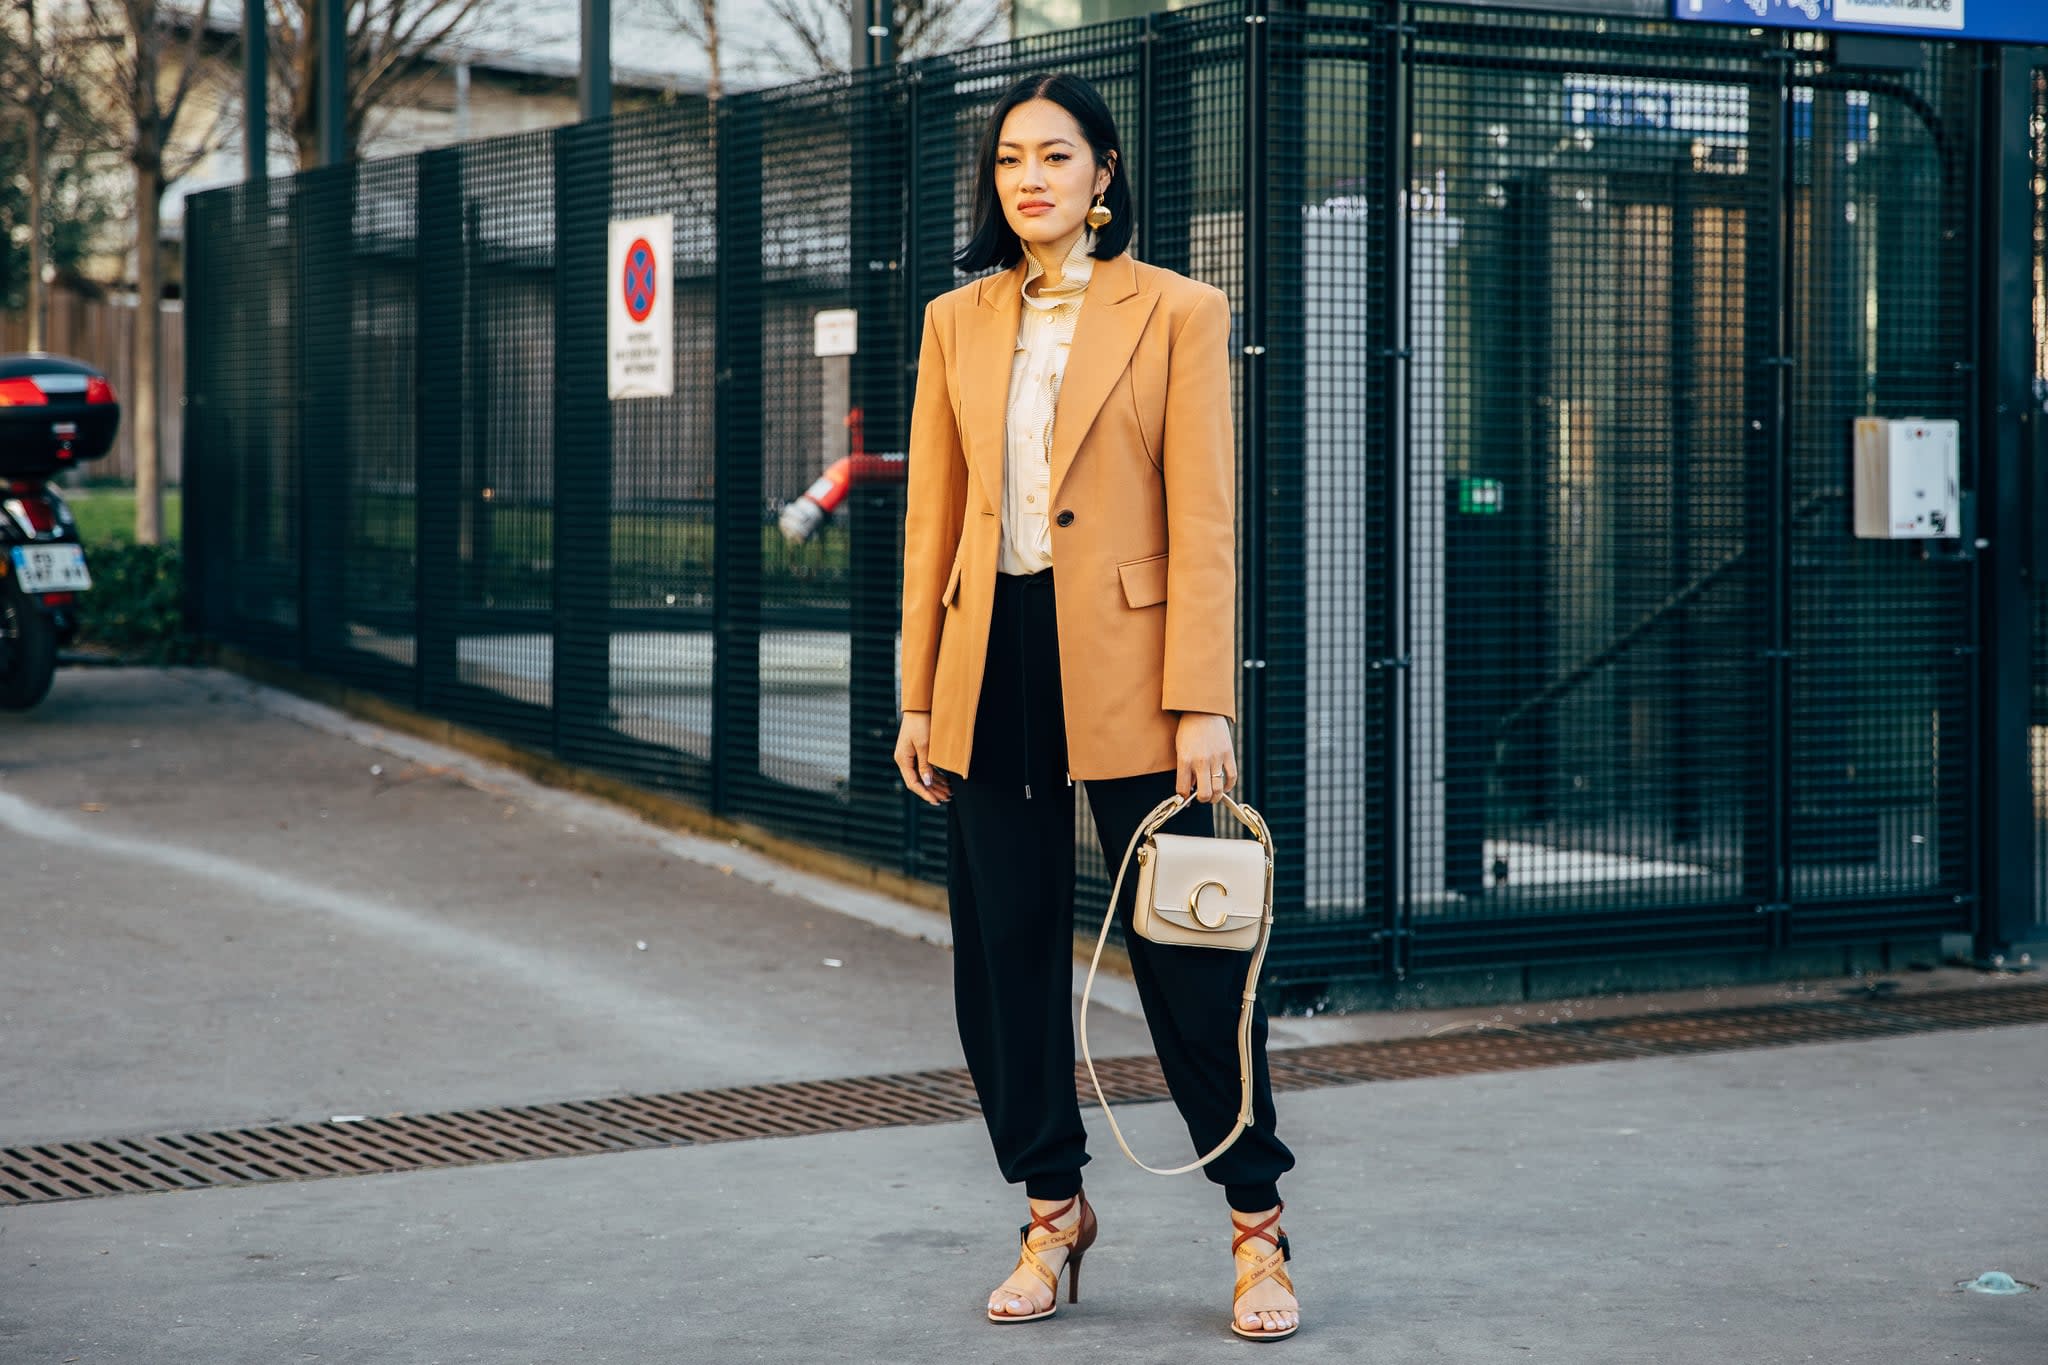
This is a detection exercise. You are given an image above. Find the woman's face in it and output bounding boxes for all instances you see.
[994,98,1112,257]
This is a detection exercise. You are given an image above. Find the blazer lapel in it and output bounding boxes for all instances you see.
[1047,251,1155,507]
[960,258,1026,513]
[959,249,1156,514]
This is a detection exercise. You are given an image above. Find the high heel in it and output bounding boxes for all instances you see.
[1229,1201,1301,1341]
[986,1190,1098,1323]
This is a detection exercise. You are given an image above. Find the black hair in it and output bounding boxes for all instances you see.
[952,71,1133,273]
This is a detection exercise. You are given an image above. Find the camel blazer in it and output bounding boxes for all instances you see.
[899,248,1238,781]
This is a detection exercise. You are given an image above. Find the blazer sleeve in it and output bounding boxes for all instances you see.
[899,298,968,714]
[1159,284,1239,722]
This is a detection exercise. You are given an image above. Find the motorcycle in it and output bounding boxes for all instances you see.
[0,354,120,709]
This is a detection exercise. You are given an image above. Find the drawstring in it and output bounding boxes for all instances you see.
[1018,574,1033,801]
[1007,567,1057,801]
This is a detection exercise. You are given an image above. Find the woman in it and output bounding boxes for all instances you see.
[892,71,1302,1341]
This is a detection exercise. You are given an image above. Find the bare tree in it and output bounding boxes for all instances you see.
[264,0,492,169]
[759,0,1006,79]
[0,0,103,347]
[76,0,230,545]
[633,0,720,104]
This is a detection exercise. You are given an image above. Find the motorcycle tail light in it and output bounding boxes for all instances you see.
[0,377,48,407]
[4,496,56,534]
[85,377,116,405]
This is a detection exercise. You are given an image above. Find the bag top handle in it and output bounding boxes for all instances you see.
[1140,789,1271,851]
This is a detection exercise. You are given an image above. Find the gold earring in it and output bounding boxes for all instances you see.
[1086,193,1112,230]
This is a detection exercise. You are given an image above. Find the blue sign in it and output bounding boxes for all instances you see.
[1673,0,2048,45]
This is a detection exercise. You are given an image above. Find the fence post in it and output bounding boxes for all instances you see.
[1744,45,1793,926]
[296,165,354,671]
[1975,49,2041,959]
[182,196,208,636]
[1376,0,1413,978]
[552,120,616,765]
[846,67,910,859]
[1244,0,1312,983]
[901,62,958,876]
[712,94,765,817]
[1143,11,1193,275]
[415,147,464,710]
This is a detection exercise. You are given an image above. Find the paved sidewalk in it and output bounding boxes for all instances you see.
[0,668,1159,1146]
[2,668,2041,1364]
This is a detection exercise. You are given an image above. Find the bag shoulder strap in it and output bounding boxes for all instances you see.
[1077,791,1276,1176]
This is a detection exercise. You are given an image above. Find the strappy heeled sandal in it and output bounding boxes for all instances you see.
[1229,1201,1300,1341]
[986,1190,1098,1323]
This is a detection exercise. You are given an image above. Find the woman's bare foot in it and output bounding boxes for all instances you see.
[1232,1205,1300,1336]
[987,1194,1083,1318]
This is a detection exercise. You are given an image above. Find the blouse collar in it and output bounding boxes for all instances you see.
[1020,228,1097,310]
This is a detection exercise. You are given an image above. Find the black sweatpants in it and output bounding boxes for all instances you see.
[933,566,1295,1214]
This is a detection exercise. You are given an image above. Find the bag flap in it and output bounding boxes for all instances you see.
[1145,832,1266,929]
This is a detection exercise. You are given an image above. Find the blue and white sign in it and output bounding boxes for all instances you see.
[1673,0,2048,45]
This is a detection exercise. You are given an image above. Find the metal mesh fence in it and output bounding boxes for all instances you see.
[185,1,2007,999]
[1402,10,1781,969]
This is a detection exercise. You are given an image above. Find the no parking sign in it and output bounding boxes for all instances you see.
[607,214,673,399]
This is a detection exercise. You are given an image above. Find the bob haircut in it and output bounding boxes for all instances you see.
[952,72,1134,273]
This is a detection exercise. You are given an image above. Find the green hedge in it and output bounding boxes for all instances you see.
[74,542,200,664]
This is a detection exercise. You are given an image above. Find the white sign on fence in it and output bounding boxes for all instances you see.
[607,214,674,400]
[813,308,858,357]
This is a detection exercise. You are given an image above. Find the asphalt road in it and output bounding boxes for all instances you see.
[1,668,2039,1363]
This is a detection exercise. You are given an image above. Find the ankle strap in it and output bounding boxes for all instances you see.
[1024,1193,1079,1240]
[1230,1201,1286,1256]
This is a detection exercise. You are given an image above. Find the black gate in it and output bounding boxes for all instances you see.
[184,2,2016,1004]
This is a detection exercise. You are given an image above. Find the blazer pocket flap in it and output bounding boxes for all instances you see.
[1117,552,1170,609]
[941,558,964,607]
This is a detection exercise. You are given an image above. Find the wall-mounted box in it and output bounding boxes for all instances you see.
[1852,417,1959,539]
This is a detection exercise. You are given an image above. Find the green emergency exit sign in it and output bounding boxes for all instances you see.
[1457,477,1504,515]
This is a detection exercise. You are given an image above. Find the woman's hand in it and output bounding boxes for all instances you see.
[895,711,953,805]
[1176,711,1238,804]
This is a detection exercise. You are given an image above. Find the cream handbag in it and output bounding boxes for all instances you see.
[1078,788,1277,1175]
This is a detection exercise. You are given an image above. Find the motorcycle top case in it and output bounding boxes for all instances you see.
[0,354,121,477]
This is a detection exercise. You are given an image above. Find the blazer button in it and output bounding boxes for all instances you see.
[1055,509,1075,527]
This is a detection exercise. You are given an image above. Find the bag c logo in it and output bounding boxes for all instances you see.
[1187,879,1230,929]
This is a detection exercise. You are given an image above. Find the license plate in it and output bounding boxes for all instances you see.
[9,544,92,594]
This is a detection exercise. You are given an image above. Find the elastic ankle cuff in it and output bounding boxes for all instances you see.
[1025,1173,1083,1201]
[1225,1183,1281,1214]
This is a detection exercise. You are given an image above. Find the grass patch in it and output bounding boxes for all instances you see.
[64,488,184,546]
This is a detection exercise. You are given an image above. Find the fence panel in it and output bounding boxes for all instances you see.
[1401,10,1782,971]
[435,127,560,753]
[1783,48,1977,941]
[188,179,302,652]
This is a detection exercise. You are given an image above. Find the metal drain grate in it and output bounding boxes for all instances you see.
[6,980,2044,1207]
